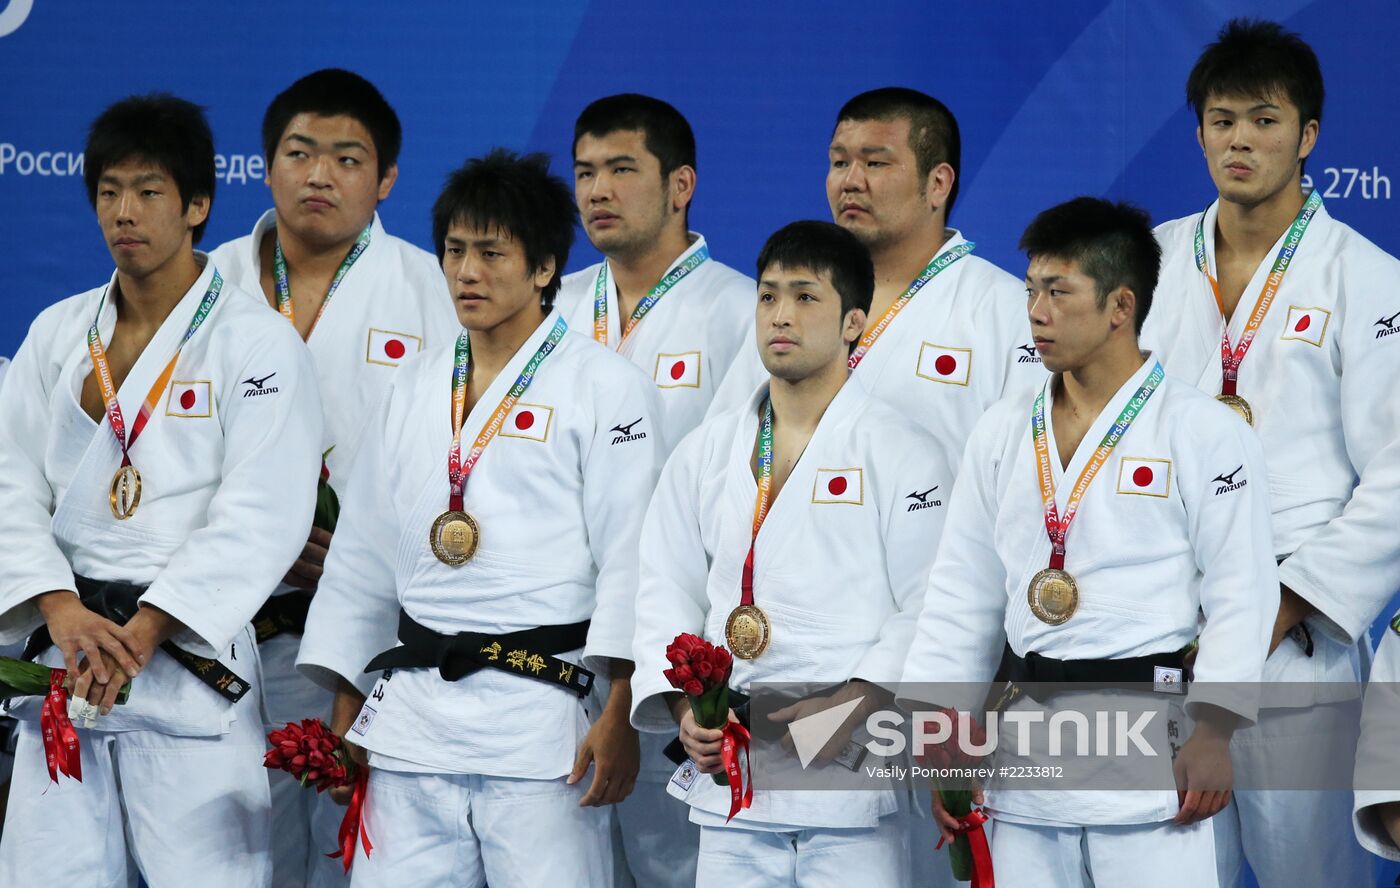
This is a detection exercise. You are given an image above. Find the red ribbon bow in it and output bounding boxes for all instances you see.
[40,670,82,784]
[936,808,994,888]
[721,721,753,822]
[328,768,373,873]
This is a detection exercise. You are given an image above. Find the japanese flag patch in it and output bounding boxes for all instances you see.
[499,403,553,442]
[812,468,864,505]
[654,351,702,389]
[166,380,211,417]
[1279,306,1330,347]
[366,328,423,367]
[915,343,972,386]
[1116,457,1171,498]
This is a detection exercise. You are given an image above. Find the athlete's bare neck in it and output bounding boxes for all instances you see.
[1058,338,1147,421]
[114,249,204,333]
[609,225,695,317]
[868,222,949,317]
[468,303,549,382]
[768,358,848,436]
[1215,180,1306,265]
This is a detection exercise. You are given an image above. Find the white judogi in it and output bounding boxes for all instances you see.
[558,234,753,888]
[901,357,1277,887]
[1145,199,1400,887]
[212,209,457,888]
[631,376,952,886]
[707,231,1043,475]
[1354,615,1400,860]
[0,257,322,886]
[297,310,663,888]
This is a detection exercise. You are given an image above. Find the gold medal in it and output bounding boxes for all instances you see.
[1028,567,1079,625]
[429,510,480,566]
[1216,393,1254,426]
[725,604,771,660]
[109,465,142,520]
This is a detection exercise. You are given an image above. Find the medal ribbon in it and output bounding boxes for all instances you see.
[721,721,754,822]
[1031,362,1164,570]
[1193,190,1321,396]
[934,808,994,888]
[446,316,569,510]
[329,767,372,872]
[274,224,371,337]
[738,399,775,607]
[847,240,975,370]
[86,271,224,470]
[592,243,710,346]
[40,670,82,784]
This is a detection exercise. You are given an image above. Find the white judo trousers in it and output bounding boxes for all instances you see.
[0,676,272,888]
[346,769,610,888]
[694,816,908,888]
[990,818,1220,888]
[212,209,458,888]
[558,235,754,888]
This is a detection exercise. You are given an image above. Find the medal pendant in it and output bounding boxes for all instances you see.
[1216,393,1254,427]
[1028,567,1079,625]
[725,604,771,660]
[429,510,480,566]
[109,465,142,520]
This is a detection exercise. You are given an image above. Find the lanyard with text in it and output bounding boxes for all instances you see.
[274,223,371,337]
[1193,190,1321,403]
[87,272,223,520]
[447,316,568,510]
[592,243,710,346]
[726,398,774,659]
[1032,362,1163,568]
[847,240,975,370]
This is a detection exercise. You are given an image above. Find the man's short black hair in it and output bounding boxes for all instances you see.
[1019,198,1160,334]
[836,87,961,218]
[262,69,402,180]
[431,149,577,309]
[1187,19,1324,127]
[84,94,216,245]
[573,93,696,177]
[757,221,874,352]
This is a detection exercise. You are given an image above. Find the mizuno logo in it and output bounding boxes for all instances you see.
[1376,311,1400,339]
[906,486,942,511]
[610,418,647,445]
[241,372,280,397]
[1213,465,1247,495]
[1016,343,1042,363]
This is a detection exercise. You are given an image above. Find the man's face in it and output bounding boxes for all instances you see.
[756,263,865,381]
[266,113,396,247]
[1197,92,1317,209]
[1026,255,1129,374]
[828,117,929,250]
[95,158,208,279]
[441,222,553,331]
[573,129,677,257]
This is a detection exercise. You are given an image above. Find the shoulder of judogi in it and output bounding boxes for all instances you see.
[848,394,951,500]
[692,257,756,296]
[553,329,658,400]
[25,283,104,341]
[1153,211,1203,258]
[1324,213,1400,295]
[206,232,259,293]
[371,228,451,294]
[1149,375,1264,495]
[558,261,603,313]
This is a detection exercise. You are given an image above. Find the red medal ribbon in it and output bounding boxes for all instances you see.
[935,808,994,888]
[329,768,373,873]
[40,670,82,784]
[739,399,775,607]
[721,721,753,822]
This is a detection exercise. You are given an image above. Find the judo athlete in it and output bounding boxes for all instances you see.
[631,220,953,887]
[209,67,459,888]
[710,87,1043,470]
[297,149,665,887]
[557,92,756,888]
[1142,21,1400,886]
[902,198,1278,887]
[0,94,322,886]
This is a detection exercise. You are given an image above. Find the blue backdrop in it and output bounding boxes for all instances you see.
[2,1,1398,882]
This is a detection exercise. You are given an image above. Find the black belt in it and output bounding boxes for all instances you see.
[1003,643,1192,704]
[22,576,251,703]
[253,591,313,643]
[364,608,595,697]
